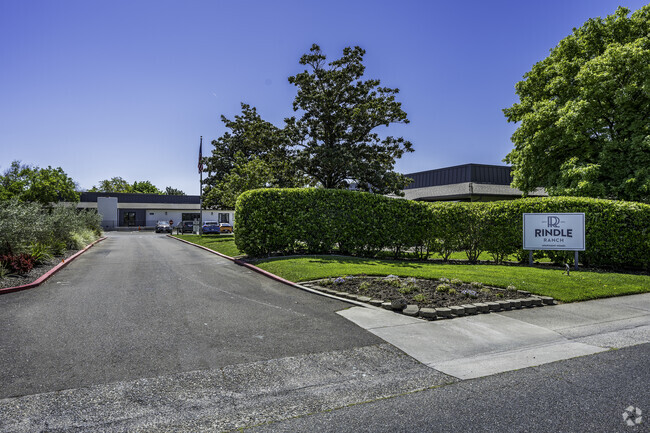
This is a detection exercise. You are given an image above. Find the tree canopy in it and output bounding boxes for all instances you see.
[286,44,413,194]
[203,104,304,209]
[203,45,414,205]
[164,186,185,195]
[90,178,183,195]
[0,161,79,205]
[503,6,650,203]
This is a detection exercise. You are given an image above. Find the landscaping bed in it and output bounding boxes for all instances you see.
[0,250,78,290]
[305,275,531,309]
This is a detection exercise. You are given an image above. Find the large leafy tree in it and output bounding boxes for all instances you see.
[286,44,413,194]
[203,104,303,208]
[504,6,650,203]
[0,161,79,204]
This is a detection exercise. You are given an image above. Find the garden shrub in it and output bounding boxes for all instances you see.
[0,199,102,256]
[235,189,650,269]
[0,253,35,275]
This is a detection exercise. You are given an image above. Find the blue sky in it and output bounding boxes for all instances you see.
[1,0,647,195]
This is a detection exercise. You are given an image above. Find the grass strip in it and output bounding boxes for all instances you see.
[252,256,650,303]
[172,234,242,257]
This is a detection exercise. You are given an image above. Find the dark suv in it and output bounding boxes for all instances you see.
[176,221,194,233]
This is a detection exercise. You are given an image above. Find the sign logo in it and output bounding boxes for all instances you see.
[623,406,642,427]
[547,216,560,228]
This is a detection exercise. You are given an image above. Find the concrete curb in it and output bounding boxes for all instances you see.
[166,235,377,309]
[0,236,108,295]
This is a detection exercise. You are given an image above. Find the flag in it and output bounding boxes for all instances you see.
[198,136,203,174]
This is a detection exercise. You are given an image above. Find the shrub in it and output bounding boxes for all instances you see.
[29,242,52,265]
[436,284,450,293]
[0,200,102,256]
[235,189,650,269]
[413,293,427,302]
[0,253,34,275]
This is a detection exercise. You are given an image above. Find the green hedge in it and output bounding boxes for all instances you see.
[235,189,650,269]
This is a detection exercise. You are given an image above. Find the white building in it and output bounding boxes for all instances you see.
[77,192,234,230]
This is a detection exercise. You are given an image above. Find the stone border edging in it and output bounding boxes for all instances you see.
[166,235,376,309]
[0,236,108,295]
[302,280,556,321]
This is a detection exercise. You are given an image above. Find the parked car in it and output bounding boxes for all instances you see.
[155,221,172,233]
[202,221,221,234]
[218,223,233,234]
[176,221,194,233]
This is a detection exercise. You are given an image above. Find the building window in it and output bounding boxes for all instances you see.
[218,213,229,223]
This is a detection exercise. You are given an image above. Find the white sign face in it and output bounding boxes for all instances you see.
[523,213,585,251]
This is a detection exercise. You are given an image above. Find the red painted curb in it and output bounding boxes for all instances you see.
[0,236,108,295]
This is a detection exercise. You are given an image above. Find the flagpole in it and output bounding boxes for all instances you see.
[199,135,203,236]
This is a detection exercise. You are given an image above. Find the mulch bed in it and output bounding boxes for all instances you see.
[0,250,78,290]
[309,275,528,309]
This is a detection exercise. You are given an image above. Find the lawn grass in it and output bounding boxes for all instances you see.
[252,256,650,303]
[173,234,242,257]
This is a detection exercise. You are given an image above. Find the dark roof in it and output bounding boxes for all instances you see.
[79,192,200,204]
[403,164,513,190]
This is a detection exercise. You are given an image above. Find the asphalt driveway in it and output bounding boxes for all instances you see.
[0,232,382,398]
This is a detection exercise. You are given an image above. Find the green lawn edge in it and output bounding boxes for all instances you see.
[252,256,650,303]
[172,234,242,257]
[172,235,649,303]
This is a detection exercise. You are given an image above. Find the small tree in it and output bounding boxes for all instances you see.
[286,44,413,194]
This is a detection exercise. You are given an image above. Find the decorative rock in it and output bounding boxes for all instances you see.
[381,302,393,310]
[435,307,452,318]
[497,300,512,310]
[357,296,372,303]
[486,302,501,312]
[334,291,348,298]
[450,306,465,316]
[509,299,522,309]
[391,299,408,311]
[519,298,533,307]
[530,297,543,307]
[539,296,555,305]
[473,303,489,313]
[517,290,531,296]
[368,299,384,307]
[461,304,478,315]
[419,308,437,319]
[403,305,420,316]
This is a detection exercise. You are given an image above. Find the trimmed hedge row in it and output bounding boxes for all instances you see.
[234,188,650,269]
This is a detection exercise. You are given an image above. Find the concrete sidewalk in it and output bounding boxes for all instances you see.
[338,293,650,379]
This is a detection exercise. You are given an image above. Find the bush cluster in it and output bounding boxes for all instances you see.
[235,189,650,269]
[0,253,34,275]
[0,199,102,260]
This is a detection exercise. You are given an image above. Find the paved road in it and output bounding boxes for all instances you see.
[249,343,649,433]
[0,232,382,398]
